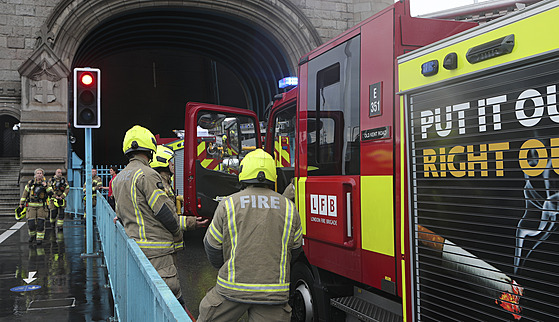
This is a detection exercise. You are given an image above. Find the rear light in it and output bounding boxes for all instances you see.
[197,197,202,209]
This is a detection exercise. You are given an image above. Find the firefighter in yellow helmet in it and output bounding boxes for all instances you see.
[150,145,208,252]
[48,168,70,230]
[19,168,53,245]
[112,125,191,309]
[198,149,303,322]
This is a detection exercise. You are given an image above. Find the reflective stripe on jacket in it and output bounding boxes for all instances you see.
[205,186,303,304]
[112,156,180,258]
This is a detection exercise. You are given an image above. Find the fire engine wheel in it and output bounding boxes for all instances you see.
[290,263,315,322]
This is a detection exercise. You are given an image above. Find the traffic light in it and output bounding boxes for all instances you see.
[73,68,101,128]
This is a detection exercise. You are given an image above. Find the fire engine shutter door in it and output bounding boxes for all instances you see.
[175,147,184,196]
[407,55,559,321]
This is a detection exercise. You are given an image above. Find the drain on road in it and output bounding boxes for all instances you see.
[28,297,76,310]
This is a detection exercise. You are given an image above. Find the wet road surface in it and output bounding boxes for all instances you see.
[0,216,113,321]
[178,228,250,321]
[177,227,218,318]
[0,215,251,321]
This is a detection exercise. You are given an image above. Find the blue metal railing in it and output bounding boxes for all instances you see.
[67,188,191,321]
[66,187,84,215]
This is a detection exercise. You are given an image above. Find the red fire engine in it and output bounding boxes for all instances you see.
[165,1,559,321]
[262,2,475,320]
[170,1,475,320]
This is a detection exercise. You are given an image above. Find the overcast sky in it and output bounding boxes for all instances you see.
[405,0,492,16]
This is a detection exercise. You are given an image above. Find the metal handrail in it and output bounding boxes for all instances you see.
[67,188,191,321]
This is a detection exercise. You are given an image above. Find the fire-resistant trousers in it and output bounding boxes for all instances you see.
[148,253,182,299]
[198,287,292,322]
[49,207,65,227]
[27,206,49,241]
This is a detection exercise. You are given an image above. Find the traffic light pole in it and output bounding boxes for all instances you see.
[84,128,94,255]
[74,67,100,258]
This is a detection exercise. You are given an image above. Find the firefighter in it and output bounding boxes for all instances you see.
[112,125,191,308]
[198,149,303,322]
[19,168,53,245]
[149,145,208,252]
[48,168,70,230]
[149,145,178,199]
[82,168,102,218]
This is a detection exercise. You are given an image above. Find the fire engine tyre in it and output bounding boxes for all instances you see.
[290,262,316,322]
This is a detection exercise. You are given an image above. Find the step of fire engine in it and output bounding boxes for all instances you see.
[331,287,402,322]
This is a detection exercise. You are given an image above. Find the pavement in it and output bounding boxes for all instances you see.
[0,215,113,321]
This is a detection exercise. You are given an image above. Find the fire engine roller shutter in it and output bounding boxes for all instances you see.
[407,55,559,321]
[175,148,184,196]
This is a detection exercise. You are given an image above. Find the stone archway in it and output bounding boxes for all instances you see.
[47,0,320,74]
[17,0,320,183]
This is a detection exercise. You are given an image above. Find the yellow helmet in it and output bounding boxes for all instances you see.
[15,206,26,221]
[122,125,157,156]
[150,145,174,169]
[238,149,276,185]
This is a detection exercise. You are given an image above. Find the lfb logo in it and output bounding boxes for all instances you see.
[310,194,337,217]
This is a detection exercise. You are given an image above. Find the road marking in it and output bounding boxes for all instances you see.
[11,285,41,292]
[23,271,37,284]
[0,222,26,244]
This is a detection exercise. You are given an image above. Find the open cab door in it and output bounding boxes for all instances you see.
[264,89,298,194]
[183,102,261,219]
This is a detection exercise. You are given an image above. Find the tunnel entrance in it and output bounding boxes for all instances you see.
[70,7,295,165]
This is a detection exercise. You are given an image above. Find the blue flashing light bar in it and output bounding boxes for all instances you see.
[279,77,298,89]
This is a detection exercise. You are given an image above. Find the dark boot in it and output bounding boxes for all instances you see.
[28,219,36,243]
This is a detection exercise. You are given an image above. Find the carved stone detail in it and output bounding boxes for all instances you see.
[29,61,60,104]
[35,24,55,49]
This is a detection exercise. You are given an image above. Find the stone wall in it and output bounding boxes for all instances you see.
[0,0,394,189]
[0,0,61,188]
[0,0,59,84]
[292,0,393,43]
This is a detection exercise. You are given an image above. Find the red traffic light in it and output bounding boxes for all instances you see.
[80,73,94,86]
[73,67,101,128]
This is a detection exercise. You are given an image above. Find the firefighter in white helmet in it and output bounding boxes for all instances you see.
[112,125,190,309]
[198,149,303,321]
[150,144,208,252]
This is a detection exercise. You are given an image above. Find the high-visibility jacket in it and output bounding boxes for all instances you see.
[112,156,191,258]
[49,175,70,199]
[83,175,103,197]
[205,186,303,304]
[21,178,53,208]
[159,171,196,251]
